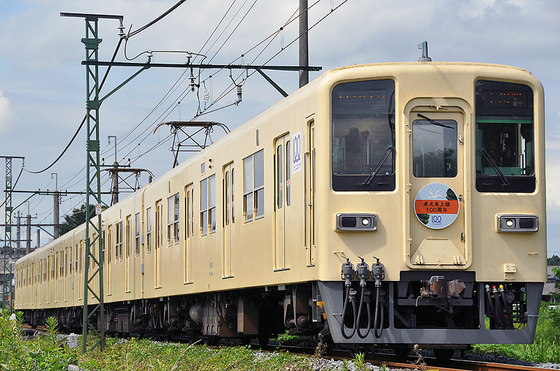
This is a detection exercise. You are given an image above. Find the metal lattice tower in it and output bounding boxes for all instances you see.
[62,12,124,353]
[1,156,24,311]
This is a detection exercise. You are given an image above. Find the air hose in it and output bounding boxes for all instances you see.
[372,256,385,339]
[485,284,499,329]
[341,258,357,339]
[356,257,371,339]
[499,285,514,328]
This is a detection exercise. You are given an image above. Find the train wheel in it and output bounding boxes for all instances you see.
[433,348,454,361]
[203,336,220,346]
[393,347,410,359]
[258,335,269,347]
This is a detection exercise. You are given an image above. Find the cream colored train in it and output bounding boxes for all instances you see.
[15,61,546,357]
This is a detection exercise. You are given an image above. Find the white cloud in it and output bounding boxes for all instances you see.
[0,90,15,131]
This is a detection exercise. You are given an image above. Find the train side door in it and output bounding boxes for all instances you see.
[184,184,194,283]
[274,134,291,270]
[125,215,131,292]
[305,122,316,266]
[155,200,163,288]
[222,164,234,277]
[406,102,469,267]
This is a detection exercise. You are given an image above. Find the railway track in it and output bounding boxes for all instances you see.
[362,357,550,371]
[258,344,551,371]
[22,325,551,371]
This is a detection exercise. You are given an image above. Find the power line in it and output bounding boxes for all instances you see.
[127,0,188,38]
[24,38,125,174]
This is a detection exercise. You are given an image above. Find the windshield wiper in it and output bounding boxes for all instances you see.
[359,146,394,187]
[417,113,454,129]
[479,148,510,187]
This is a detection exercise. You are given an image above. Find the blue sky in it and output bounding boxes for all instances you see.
[1,0,560,257]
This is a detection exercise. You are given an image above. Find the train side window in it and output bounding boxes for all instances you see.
[475,80,535,192]
[146,207,152,253]
[332,79,395,191]
[243,149,265,222]
[168,193,180,245]
[200,175,216,236]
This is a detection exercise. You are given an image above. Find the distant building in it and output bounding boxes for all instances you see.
[543,266,559,303]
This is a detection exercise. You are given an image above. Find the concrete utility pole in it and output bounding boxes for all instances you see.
[26,214,31,254]
[299,0,309,88]
[52,173,60,238]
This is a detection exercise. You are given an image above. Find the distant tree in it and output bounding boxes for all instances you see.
[553,267,560,303]
[548,255,560,266]
[59,204,100,236]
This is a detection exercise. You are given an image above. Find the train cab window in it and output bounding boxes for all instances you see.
[332,79,395,191]
[412,119,457,177]
[475,80,535,192]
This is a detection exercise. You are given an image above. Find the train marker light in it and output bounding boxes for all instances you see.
[497,214,538,232]
[336,213,377,231]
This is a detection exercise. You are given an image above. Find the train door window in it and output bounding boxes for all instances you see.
[107,225,112,295]
[146,207,152,253]
[332,79,395,191]
[168,193,180,245]
[412,119,457,177]
[116,221,123,261]
[223,163,235,278]
[475,80,535,192]
[135,213,141,255]
[65,248,68,277]
[102,231,106,265]
[276,144,283,209]
[286,140,291,206]
[126,216,132,259]
[243,149,265,222]
[185,186,194,239]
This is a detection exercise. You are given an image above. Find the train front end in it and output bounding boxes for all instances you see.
[313,63,546,351]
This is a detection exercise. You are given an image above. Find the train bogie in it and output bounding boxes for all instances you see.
[15,62,546,351]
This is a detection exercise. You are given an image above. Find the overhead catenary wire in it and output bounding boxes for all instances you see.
[25,38,125,174]
[194,0,347,119]
[126,0,188,38]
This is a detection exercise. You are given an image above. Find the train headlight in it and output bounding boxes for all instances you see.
[336,213,377,231]
[497,214,539,232]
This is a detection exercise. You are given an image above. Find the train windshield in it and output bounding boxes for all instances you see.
[332,79,395,191]
[475,80,535,192]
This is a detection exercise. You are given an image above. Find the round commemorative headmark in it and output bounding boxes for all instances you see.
[414,183,460,229]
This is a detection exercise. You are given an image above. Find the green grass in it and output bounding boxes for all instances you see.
[471,302,560,363]
[1,303,559,370]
